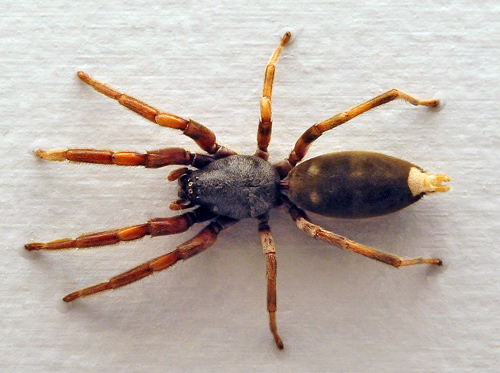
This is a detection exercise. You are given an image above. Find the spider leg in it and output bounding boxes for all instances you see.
[258,215,284,349]
[255,32,291,160]
[25,207,215,251]
[77,71,236,157]
[35,147,216,169]
[286,201,443,268]
[275,89,438,176]
[62,216,237,302]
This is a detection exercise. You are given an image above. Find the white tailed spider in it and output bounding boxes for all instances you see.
[26,32,450,349]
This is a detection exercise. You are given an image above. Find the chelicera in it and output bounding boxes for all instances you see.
[26,32,450,349]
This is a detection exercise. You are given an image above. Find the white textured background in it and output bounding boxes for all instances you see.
[2,1,499,372]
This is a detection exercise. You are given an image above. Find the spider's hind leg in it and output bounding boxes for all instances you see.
[285,201,443,268]
[285,89,439,169]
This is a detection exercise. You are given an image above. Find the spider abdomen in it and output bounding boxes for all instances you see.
[285,151,425,219]
[180,155,281,219]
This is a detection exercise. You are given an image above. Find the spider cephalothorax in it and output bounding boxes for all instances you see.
[26,32,450,349]
[178,155,281,219]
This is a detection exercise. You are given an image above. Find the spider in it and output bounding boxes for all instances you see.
[26,32,450,349]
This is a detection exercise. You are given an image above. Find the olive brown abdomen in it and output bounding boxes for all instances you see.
[285,151,426,219]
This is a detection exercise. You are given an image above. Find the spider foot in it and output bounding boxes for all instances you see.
[25,242,45,251]
[420,98,439,107]
[397,257,443,267]
[270,312,284,349]
[35,149,67,161]
[274,333,284,350]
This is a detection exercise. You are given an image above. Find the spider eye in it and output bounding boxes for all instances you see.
[177,173,192,199]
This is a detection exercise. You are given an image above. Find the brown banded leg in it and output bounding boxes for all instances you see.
[25,207,215,251]
[286,201,442,268]
[76,71,235,157]
[258,216,283,349]
[275,89,439,176]
[255,32,291,160]
[35,147,215,169]
[62,216,237,302]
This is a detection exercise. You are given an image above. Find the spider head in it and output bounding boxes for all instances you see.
[177,170,194,200]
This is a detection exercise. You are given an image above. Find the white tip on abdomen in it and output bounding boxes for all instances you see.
[407,167,451,196]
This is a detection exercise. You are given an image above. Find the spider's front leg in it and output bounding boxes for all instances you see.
[76,71,235,157]
[35,147,216,169]
[286,201,443,268]
[62,216,237,302]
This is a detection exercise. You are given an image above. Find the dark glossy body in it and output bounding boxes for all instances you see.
[285,151,423,218]
[179,155,281,219]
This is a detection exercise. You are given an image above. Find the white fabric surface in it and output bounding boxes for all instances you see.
[2,1,499,371]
